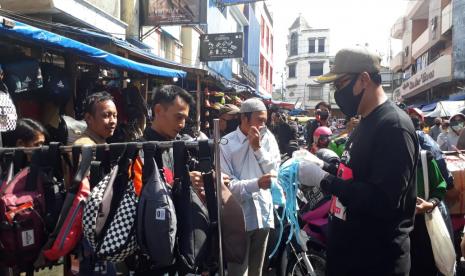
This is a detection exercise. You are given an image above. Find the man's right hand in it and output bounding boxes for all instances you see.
[258,174,274,190]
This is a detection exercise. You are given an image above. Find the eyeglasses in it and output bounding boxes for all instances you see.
[333,74,357,90]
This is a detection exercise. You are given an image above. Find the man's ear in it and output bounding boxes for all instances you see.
[154,103,163,118]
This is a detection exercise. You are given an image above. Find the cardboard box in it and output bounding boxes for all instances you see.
[445,154,465,214]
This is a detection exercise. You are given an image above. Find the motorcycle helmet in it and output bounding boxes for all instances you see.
[313,126,332,149]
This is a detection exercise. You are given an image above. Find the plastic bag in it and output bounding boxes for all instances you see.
[425,208,456,276]
[421,150,456,276]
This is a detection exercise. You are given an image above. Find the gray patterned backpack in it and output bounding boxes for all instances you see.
[83,143,139,262]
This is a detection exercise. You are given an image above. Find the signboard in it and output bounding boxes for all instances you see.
[240,61,257,87]
[141,0,207,26]
[200,32,244,62]
[400,54,452,97]
[453,0,465,80]
[219,0,265,5]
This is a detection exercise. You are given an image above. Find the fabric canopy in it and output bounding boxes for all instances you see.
[425,101,465,118]
[0,18,186,78]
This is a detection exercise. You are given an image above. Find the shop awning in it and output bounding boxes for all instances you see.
[0,17,186,78]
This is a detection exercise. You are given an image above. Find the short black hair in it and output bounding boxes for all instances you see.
[315,101,331,111]
[151,85,194,111]
[369,72,382,86]
[83,91,114,115]
[6,118,48,146]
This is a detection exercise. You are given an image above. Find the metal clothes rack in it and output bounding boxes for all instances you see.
[0,119,225,276]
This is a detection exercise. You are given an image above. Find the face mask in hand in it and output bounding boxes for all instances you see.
[334,76,364,118]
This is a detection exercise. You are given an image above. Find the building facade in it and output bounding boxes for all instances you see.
[257,2,273,98]
[285,15,333,111]
[390,0,465,105]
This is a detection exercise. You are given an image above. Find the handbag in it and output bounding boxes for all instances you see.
[422,150,456,276]
[83,144,138,262]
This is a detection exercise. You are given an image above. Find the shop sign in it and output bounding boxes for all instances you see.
[200,32,244,61]
[219,0,266,5]
[141,0,207,26]
[400,54,452,97]
[240,61,257,87]
[453,0,465,80]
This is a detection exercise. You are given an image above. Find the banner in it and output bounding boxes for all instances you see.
[141,0,207,26]
[200,32,244,62]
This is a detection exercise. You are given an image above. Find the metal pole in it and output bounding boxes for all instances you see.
[213,119,224,276]
[197,74,201,132]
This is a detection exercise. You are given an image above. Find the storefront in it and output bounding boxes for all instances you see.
[400,54,453,104]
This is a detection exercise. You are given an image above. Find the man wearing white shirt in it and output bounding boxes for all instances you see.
[220,98,281,276]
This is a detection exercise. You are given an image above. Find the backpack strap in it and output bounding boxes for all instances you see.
[71,145,82,176]
[48,142,63,178]
[25,148,42,191]
[198,140,217,223]
[173,141,188,191]
[13,149,27,173]
[142,143,155,184]
[71,146,93,191]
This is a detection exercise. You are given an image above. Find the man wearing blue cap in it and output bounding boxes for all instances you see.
[220,98,280,276]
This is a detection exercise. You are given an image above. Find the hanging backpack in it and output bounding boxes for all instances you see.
[2,59,43,94]
[0,149,47,268]
[0,89,17,132]
[136,143,177,268]
[83,143,139,262]
[172,141,211,274]
[35,146,93,266]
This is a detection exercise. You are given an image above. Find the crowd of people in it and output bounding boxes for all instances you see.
[2,46,465,276]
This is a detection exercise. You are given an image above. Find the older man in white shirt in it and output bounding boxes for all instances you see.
[220,98,281,276]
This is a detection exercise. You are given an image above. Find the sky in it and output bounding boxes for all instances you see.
[269,0,411,88]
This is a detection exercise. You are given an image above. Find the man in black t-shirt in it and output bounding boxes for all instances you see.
[311,47,419,276]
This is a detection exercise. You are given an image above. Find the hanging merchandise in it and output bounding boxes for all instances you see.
[0,149,51,268]
[40,63,71,107]
[36,146,92,265]
[212,92,226,105]
[0,89,17,132]
[136,143,177,268]
[2,59,43,94]
[83,144,139,262]
[172,141,212,274]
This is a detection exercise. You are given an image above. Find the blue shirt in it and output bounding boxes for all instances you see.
[220,127,281,231]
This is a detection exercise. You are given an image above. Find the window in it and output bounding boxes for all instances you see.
[261,17,265,44]
[309,62,324,76]
[288,64,296,78]
[308,38,316,53]
[309,86,322,100]
[290,33,298,56]
[270,35,274,53]
[318,38,325,53]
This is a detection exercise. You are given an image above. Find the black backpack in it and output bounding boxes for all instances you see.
[172,140,216,273]
[136,143,177,268]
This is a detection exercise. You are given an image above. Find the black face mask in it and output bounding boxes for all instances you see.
[435,122,441,126]
[334,77,364,118]
[411,117,421,130]
[224,119,240,135]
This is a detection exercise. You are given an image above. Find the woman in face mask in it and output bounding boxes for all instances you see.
[437,114,465,151]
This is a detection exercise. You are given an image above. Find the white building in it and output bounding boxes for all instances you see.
[285,15,334,111]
